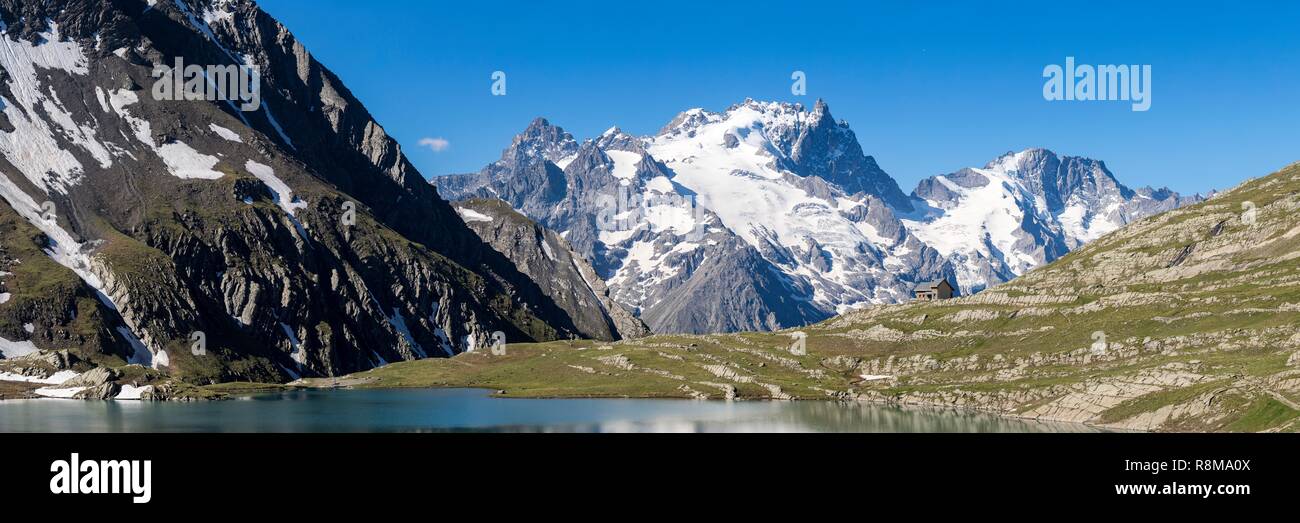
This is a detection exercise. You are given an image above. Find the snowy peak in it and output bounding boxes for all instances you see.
[983,148,1130,213]
[592,126,644,154]
[643,99,948,313]
[809,97,833,122]
[789,99,911,209]
[504,117,579,165]
[905,148,1201,293]
[650,98,911,209]
[654,99,806,145]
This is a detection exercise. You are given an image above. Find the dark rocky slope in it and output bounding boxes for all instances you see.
[0,0,584,389]
[453,198,649,341]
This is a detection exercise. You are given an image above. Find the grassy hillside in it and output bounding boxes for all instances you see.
[300,163,1300,432]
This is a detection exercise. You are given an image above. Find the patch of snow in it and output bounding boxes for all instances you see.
[34,386,85,398]
[0,335,38,358]
[157,141,224,179]
[0,21,97,194]
[281,322,306,366]
[245,160,305,215]
[455,207,493,223]
[153,349,170,369]
[114,384,153,400]
[94,86,111,112]
[604,150,642,181]
[107,88,223,179]
[120,326,154,368]
[0,369,78,385]
[386,307,427,358]
[554,153,577,170]
[540,238,557,261]
[645,176,674,193]
[209,123,243,142]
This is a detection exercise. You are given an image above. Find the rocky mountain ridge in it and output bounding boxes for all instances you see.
[452,198,649,341]
[436,99,1199,334]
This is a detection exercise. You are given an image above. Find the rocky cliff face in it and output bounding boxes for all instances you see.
[452,198,649,341]
[0,0,583,388]
[786,100,912,210]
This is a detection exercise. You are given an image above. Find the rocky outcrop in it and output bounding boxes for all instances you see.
[60,366,118,388]
[788,99,912,210]
[453,198,649,341]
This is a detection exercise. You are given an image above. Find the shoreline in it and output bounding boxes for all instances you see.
[0,381,1108,433]
[291,379,1119,432]
[2,375,1112,430]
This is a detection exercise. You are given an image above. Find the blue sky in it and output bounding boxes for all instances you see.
[258,0,1300,195]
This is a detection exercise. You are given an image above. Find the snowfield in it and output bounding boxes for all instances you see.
[646,100,922,311]
[0,21,95,194]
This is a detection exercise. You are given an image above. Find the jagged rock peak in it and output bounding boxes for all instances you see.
[506,117,579,163]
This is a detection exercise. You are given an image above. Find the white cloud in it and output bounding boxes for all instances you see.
[418,137,450,153]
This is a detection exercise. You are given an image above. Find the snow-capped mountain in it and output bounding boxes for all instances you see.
[437,99,1200,334]
[437,99,951,333]
[643,99,948,311]
[439,116,836,333]
[903,148,1203,292]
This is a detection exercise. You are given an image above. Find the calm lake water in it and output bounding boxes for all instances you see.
[0,388,1100,433]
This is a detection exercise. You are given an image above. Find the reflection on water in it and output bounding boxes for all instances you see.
[0,388,1103,433]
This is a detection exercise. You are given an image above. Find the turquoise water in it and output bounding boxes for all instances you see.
[0,388,1101,432]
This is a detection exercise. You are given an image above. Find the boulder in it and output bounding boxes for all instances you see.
[61,367,120,388]
[73,382,122,400]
